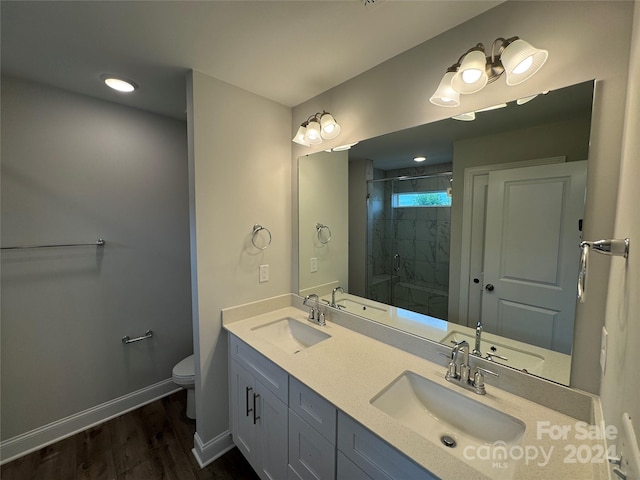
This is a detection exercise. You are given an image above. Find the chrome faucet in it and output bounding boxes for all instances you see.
[444,340,498,395]
[473,320,483,356]
[331,286,344,308]
[303,294,325,326]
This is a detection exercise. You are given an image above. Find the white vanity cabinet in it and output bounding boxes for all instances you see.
[229,337,289,480]
[337,412,438,480]
[228,333,435,480]
[288,377,337,480]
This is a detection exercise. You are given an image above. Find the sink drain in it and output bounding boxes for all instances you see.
[440,435,457,448]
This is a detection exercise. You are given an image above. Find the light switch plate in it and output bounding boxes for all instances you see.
[310,257,318,273]
[259,264,269,283]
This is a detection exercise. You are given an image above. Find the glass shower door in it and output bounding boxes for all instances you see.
[366,178,399,305]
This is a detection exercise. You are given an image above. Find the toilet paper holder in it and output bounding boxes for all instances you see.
[122,330,153,344]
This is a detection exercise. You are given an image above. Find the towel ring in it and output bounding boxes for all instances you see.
[316,223,332,244]
[251,224,272,250]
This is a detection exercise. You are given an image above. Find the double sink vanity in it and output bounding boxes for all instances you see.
[222,294,608,480]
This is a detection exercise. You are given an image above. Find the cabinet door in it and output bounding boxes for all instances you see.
[288,409,336,480]
[230,359,258,463]
[256,380,289,480]
[337,451,372,480]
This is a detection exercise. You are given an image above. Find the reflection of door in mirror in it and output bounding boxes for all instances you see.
[481,161,587,354]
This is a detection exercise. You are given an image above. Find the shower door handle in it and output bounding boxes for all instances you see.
[393,253,400,273]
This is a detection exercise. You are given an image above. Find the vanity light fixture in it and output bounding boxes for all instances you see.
[101,74,138,93]
[430,37,548,107]
[293,111,341,146]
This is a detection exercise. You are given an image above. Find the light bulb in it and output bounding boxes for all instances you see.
[512,55,533,75]
[462,68,483,84]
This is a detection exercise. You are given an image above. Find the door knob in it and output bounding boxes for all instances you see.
[485,284,495,292]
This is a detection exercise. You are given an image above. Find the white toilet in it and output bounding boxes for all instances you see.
[172,354,196,419]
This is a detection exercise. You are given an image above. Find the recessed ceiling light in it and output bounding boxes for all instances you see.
[101,75,137,93]
[413,156,427,162]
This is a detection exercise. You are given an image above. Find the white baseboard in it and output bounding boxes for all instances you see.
[191,430,234,468]
[0,378,180,465]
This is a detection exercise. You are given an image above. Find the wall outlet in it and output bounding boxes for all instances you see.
[600,326,608,373]
[259,264,269,283]
[310,257,318,273]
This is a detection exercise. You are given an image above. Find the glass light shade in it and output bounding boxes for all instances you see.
[429,72,460,107]
[452,112,476,121]
[451,50,488,94]
[332,142,359,151]
[501,39,548,86]
[320,113,341,139]
[303,119,323,145]
[292,125,310,146]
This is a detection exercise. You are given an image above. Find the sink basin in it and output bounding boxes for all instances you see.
[441,330,545,375]
[371,371,525,478]
[251,317,330,354]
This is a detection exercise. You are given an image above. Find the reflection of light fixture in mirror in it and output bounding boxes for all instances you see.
[452,112,476,121]
[476,103,508,112]
[413,156,427,162]
[430,37,548,108]
[293,111,342,146]
[101,74,138,93]
[517,90,549,105]
[330,142,359,152]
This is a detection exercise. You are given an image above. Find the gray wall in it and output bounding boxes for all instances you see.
[292,0,634,394]
[186,71,292,461]
[600,0,640,470]
[1,77,193,440]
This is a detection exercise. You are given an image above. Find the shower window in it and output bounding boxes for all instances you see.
[393,190,451,208]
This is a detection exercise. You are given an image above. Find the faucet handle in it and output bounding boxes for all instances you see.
[472,366,498,393]
[476,366,499,377]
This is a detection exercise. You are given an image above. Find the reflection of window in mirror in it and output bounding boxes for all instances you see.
[393,191,452,208]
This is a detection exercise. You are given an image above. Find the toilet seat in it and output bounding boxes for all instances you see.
[172,354,195,386]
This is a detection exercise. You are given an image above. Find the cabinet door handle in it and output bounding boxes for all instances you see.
[245,386,253,417]
[253,393,260,424]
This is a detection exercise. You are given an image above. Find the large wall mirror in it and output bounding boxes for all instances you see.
[298,80,595,386]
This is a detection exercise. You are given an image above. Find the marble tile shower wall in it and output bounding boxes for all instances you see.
[367,165,452,320]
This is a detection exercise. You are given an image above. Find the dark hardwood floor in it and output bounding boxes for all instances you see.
[1,390,260,480]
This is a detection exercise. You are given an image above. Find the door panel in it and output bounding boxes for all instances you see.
[482,161,587,353]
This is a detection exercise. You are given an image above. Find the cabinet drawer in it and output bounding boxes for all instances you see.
[337,412,436,480]
[229,334,288,402]
[289,376,337,443]
[288,409,336,480]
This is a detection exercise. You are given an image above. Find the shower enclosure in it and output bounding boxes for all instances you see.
[366,172,452,320]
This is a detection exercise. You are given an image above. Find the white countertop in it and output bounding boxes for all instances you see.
[319,292,571,385]
[223,301,607,480]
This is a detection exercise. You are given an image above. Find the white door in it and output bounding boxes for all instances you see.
[481,161,587,353]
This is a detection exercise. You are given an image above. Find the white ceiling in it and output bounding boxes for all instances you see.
[1,0,502,119]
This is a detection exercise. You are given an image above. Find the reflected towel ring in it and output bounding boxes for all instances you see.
[251,224,272,250]
[316,223,332,244]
